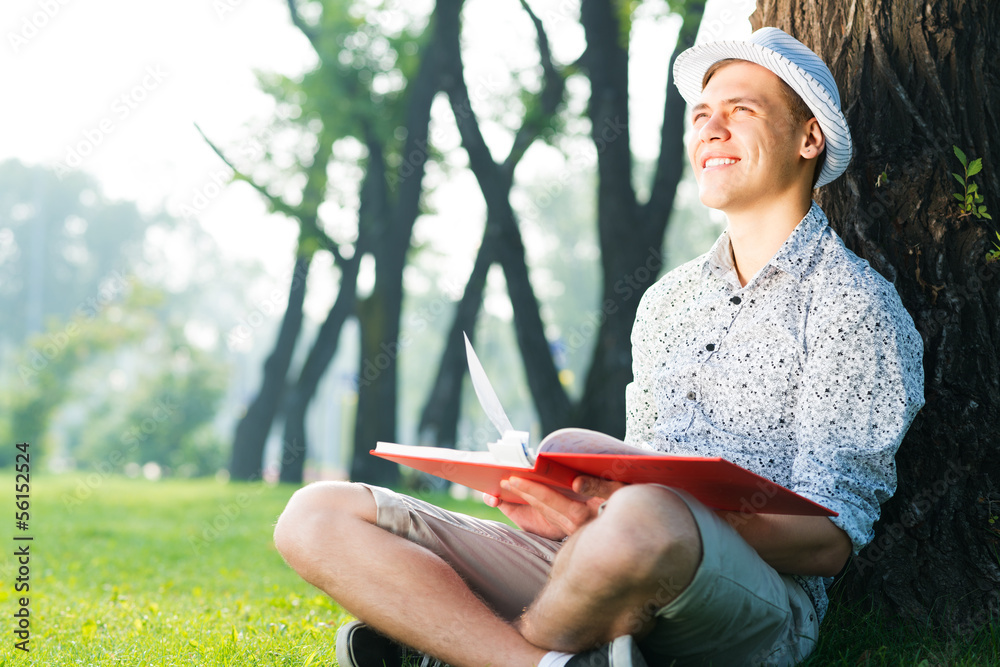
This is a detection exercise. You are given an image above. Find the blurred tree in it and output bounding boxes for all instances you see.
[0,286,148,466]
[0,159,154,347]
[0,282,228,475]
[202,103,338,482]
[213,0,458,484]
[281,0,460,486]
[419,0,705,448]
[418,0,569,448]
[752,0,1000,633]
[571,0,704,436]
[73,332,229,477]
[224,0,705,482]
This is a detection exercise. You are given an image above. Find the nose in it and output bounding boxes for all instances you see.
[697,110,730,143]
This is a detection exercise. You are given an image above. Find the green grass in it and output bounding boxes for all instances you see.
[0,474,994,666]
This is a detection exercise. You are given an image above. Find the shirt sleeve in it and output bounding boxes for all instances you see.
[791,289,925,553]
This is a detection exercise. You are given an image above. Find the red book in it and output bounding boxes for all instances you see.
[372,427,835,516]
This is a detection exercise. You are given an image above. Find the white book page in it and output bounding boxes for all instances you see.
[537,428,658,456]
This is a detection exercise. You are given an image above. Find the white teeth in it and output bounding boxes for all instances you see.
[704,158,738,167]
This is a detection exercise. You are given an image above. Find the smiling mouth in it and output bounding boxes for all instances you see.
[703,157,739,168]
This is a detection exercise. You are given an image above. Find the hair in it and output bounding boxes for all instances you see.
[702,58,825,188]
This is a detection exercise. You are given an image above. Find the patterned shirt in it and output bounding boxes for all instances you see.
[624,202,925,621]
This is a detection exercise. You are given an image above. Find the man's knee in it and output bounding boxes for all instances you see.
[583,485,702,591]
[273,481,375,561]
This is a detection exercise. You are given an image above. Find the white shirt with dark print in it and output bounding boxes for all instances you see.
[624,201,925,621]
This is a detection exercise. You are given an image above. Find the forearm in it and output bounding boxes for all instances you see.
[716,512,851,577]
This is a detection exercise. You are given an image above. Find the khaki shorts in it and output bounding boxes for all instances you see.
[360,484,818,666]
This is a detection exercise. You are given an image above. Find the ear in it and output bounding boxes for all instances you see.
[800,117,825,159]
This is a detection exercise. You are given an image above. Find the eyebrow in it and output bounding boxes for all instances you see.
[691,96,768,115]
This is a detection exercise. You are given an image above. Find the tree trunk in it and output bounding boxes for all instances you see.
[754,0,1000,632]
[417,236,493,447]
[229,254,311,480]
[440,0,574,435]
[348,0,462,485]
[574,0,704,437]
[278,254,360,484]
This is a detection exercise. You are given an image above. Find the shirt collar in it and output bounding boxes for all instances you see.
[702,202,829,287]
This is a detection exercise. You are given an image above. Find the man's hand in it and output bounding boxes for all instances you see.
[484,476,625,540]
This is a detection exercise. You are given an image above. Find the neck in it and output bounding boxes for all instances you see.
[725,196,812,287]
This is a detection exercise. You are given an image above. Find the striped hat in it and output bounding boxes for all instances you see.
[673,27,852,187]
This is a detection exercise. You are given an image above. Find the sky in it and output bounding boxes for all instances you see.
[0,0,752,312]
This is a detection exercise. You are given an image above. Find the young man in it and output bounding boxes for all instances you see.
[273,28,924,666]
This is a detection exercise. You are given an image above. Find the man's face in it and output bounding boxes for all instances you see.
[687,61,812,214]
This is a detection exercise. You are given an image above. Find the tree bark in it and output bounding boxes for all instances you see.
[229,254,311,480]
[754,0,1000,632]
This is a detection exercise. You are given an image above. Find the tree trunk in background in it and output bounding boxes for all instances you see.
[229,254,311,480]
[440,0,573,435]
[574,0,704,437]
[417,237,493,448]
[348,0,463,485]
[278,253,360,483]
[753,0,1000,632]
[350,130,403,486]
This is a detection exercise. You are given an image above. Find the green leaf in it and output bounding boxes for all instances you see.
[953,193,966,202]
[977,205,988,217]
[954,145,968,168]
[981,210,992,220]
[968,158,983,177]
[953,172,967,187]
[967,182,978,194]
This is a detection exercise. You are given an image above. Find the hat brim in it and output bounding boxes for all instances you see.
[673,39,852,187]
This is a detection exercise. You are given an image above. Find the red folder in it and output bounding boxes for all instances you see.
[370,437,835,516]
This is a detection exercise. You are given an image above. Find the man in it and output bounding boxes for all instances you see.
[273,27,924,666]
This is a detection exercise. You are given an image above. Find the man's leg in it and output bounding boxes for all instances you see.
[519,485,702,653]
[273,481,548,667]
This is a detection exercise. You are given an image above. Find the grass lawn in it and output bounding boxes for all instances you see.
[0,474,995,666]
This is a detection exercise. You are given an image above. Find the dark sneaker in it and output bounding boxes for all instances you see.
[335,620,405,667]
[566,635,648,667]
[335,620,444,667]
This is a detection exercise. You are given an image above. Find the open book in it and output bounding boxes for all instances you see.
[371,335,835,516]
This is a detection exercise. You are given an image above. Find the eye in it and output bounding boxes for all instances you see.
[733,106,751,113]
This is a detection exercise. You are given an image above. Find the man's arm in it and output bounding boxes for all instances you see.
[716,511,851,577]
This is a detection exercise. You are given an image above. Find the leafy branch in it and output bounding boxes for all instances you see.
[952,146,999,264]
[987,231,1000,264]
[952,145,991,220]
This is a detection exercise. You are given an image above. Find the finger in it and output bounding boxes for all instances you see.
[483,492,501,508]
[572,475,626,499]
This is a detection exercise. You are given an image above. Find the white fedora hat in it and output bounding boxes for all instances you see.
[673,27,852,187]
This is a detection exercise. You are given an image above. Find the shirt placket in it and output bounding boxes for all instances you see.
[685,286,748,406]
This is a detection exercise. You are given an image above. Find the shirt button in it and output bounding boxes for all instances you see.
[705,343,716,351]
[686,391,697,400]
[730,296,742,305]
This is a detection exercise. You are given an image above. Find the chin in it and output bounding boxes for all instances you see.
[698,190,729,211]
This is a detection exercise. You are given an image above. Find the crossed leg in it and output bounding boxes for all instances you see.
[273,482,700,667]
